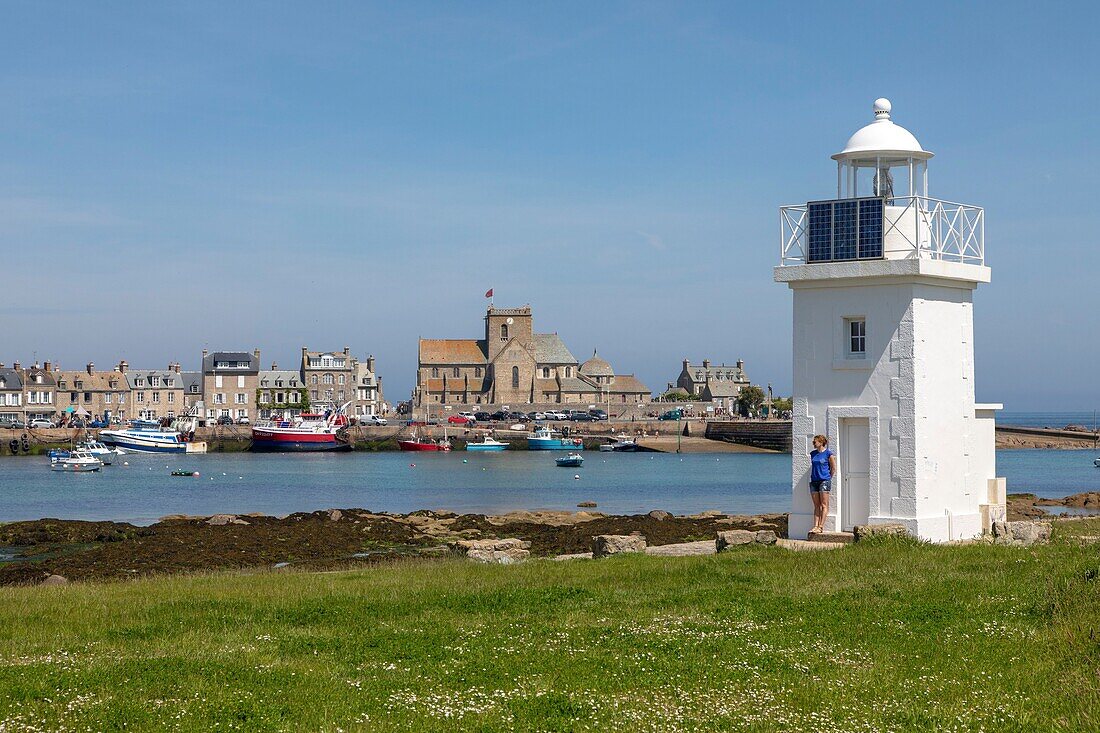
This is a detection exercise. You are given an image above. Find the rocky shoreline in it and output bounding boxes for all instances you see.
[0,508,786,586]
[1007,491,1100,519]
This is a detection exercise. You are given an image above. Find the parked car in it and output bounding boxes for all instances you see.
[29,418,57,429]
[506,411,529,422]
[489,411,509,421]
[216,415,234,426]
[527,411,547,421]
[568,411,596,422]
[658,409,684,421]
[359,415,387,426]
[447,414,474,425]
[588,409,608,421]
[544,410,568,421]
[473,411,493,422]
[0,418,26,429]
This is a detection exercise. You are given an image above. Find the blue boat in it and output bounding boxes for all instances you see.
[99,417,205,454]
[555,453,584,467]
[527,427,585,451]
[465,437,508,452]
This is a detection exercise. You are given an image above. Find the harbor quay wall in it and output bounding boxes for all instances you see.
[705,421,794,452]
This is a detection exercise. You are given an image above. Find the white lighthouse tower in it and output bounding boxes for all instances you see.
[775,98,1006,542]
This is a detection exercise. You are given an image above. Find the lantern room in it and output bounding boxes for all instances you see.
[832,98,931,200]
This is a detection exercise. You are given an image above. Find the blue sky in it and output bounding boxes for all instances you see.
[2,1,1096,410]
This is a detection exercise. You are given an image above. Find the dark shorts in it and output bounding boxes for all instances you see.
[809,480,831,493]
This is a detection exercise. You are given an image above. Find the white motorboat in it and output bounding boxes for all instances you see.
[50,450,103,472]
[1094,456,1100,468]
[100,415,204,454]
[465,437,509,452]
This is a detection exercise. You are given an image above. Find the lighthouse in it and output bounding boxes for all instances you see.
[775,98,1006,542]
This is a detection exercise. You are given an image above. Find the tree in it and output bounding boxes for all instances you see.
[772,396,793,413]
[739,385,766,414]
[660,389,694,402]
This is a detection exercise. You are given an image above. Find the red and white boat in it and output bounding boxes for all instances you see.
[250,403,352,453]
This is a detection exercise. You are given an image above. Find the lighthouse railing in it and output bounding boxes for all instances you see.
[780,196,984,267]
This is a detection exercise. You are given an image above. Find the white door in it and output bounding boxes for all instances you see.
[840,418,871,531]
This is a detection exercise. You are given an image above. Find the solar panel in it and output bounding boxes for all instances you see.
[805,197,884,263]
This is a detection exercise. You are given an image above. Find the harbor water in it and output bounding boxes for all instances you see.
[1,448,1097,525]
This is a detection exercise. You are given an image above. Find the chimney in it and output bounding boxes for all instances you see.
[202,349,208,360]
[271,362,278,370]
[702,359,711,370]
[253,348,260,362]
[367,355,376,373]
[682,359,690,370]
[176,362,182,373]
[43,361,51,372]
[118,360,128,373]
[343,346,350,356]
[86,362,95,375]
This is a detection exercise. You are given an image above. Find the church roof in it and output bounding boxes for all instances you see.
[534,334,576,365]
[607,374,650,395]
[419,339,488,365]
[579,350,614,377]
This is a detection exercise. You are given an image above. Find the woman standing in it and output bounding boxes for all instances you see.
[809,434,837,534]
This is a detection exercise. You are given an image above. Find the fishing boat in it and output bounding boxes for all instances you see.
[398,433,452,452]
[99,418,196,454]
[250,403,352,453]
[555,453,584,467]
[50,439,121,465]
[527,426,584,451]
[50,450,103,472]
[464,437,508,452]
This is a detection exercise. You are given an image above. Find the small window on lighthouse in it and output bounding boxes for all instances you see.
[846,318,867,357]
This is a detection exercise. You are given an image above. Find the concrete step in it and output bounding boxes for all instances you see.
[806,530,855,545]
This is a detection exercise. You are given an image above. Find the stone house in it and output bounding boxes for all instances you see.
[354,356,385,417]
[122,362,186,421]
[202,349,260,422]
[257,367,308,419]
[0,366,23,422]
[19,361,57,421]
[578,351,653,407]
[182,371,203,413]
[55,363,129,424]
[676,359,749,397]
[301,347,355,410]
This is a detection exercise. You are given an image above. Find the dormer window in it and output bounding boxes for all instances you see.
[135,378,144,387]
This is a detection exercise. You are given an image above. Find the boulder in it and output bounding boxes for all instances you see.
[592,534,647,557]
[992,520,1051,546]
[466,548,530,564]
[647,510,673,521]
[205,514,249,526]
[326,509,343,522]
[853,523,908,541]
[41,574,68,586]
[754,530,778,545]
[451,538,531,553]
[715,530,755,551]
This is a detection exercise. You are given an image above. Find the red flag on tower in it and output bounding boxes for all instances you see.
[484,288,493,298]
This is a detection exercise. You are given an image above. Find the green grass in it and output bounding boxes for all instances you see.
[1,523,1098,732]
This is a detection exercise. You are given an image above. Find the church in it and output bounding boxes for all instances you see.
[415,305,650,408]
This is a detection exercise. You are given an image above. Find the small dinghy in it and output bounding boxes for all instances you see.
[555,453,584,468]
[171,470,200,477]
[50,450,103,473]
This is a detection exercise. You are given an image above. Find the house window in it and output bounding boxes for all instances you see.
[310,390,317,399]
[152,392,161,403]
[846,318,867,357]
[105,393,112,404]
[565,367,572,378]
[431,367,439,378]
[511,366,519,388]
[167,393,174,403]
[290,392,299,403]
[500,324,508,340]
[235,393,247,404]
[237,375,245,388]
[70,392,78,402]
[453,367,460,378]
[151,377,161,387]
[214,393,226,405]
[215,375,223,388]
[323,374,334,385]
[475,367,482,377]
[261,391,271,402]
[136,392,145,403]
[542,368,550,378]
[83,392,92,403]
[189,385,198,393]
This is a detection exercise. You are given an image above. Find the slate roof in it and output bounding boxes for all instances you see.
[21,368,55,388]
[258,370,303,388]
[557,376,600,394]
[534,334,577,365]
[419,339,488,365]
[702,381,743,398]
[0,368,22,390]
[125,370,184,390]
[202,352,259,374]
[182,371,202,393]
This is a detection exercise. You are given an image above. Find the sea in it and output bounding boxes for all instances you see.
[1,444,1097,525]
[998,411,1100,430]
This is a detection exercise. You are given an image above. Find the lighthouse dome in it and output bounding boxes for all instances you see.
[832,98,933,161]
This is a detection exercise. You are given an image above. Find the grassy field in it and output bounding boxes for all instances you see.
[1,524,1098,732]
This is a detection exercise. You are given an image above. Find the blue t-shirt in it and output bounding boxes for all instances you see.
[810,448,833,482]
